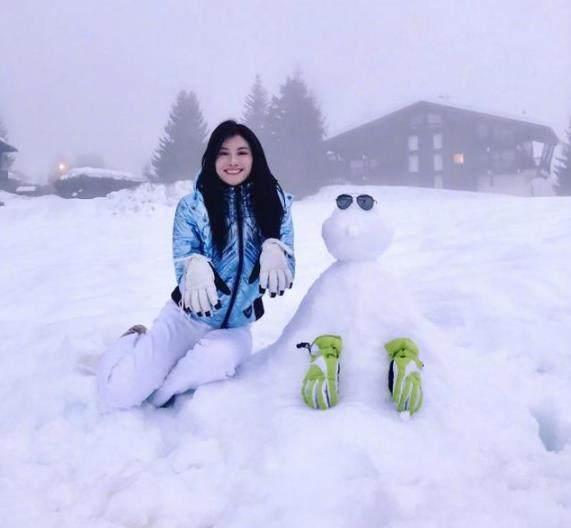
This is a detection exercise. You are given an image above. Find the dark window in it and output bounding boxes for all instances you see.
[477,123,489,139]
[427,113,442,126]
[409,114,424,127]
[492,126,515,146]
[492,149,517,172]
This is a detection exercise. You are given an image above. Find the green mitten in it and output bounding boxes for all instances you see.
[385,338,424,415]
[299,335,342,410]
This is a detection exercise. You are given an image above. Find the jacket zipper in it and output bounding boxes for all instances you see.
[221,185,244,329]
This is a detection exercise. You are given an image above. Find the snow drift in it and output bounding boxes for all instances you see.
[1,184,570,527]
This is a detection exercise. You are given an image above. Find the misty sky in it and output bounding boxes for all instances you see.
[1,0,570,182]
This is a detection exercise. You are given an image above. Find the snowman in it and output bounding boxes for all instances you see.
[267,192,426,415]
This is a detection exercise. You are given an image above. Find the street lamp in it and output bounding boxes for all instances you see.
[57,162,68,175]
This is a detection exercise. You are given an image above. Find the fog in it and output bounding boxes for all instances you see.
[1,0,569,182]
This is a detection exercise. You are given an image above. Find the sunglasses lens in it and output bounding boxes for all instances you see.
[356,195,375,211]
[336,194,353,210]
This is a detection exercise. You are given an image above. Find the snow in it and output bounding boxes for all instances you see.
[1,184,571,527]
[60,166,145,182]
[531,176,557,197]
[477,170,558,197]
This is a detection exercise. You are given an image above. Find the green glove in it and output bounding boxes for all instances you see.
[385,338,424,415]
[299,335,342,410]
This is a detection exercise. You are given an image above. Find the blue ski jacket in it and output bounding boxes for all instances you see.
[170,180,295,329]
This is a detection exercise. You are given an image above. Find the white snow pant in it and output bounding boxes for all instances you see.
[97,300,252,409]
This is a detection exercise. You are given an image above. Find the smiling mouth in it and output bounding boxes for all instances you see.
[224,169,243,175]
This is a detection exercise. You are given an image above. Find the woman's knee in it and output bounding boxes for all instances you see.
[191,329,252,381]
[97,352,149,409]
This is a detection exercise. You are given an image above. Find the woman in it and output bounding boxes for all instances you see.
[97,120,295,409]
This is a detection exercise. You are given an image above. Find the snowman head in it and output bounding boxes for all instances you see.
[321,193,394,261]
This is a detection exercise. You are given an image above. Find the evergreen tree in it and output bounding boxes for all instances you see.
[555,116,571,195]
[242,75,269,140]
[265,73,327,196]
[152,90,207,183]
[0,117,15,171]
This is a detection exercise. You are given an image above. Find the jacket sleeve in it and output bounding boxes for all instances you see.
[280,192,296,280]
[172,196,204,289]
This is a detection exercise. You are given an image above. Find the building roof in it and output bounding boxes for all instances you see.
[0,137,18,153]
[325,100,559,147]
[16,185,37,193]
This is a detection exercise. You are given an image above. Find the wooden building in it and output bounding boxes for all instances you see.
[0,137,18,181]
[325,101,559,195]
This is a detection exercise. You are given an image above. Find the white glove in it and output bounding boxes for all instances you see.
[182,255,219,316]
[259,238,293,297]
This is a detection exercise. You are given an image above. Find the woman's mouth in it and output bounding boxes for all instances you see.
[224,168,242,175]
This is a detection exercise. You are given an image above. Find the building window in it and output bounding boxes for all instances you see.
[453,153,464,165]
[427,113,442,126]
[434,174,444,188]
[408,154,419,173]
[433,153,443,171]
[491,150,517,172]
[433,133,442,150]
[408,135,419,151]
[493,126,515,145]
[501,150,516,163]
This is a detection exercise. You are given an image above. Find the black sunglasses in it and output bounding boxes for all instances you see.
[336,194,376,211]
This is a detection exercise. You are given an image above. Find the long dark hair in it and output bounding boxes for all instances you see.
[196,120,285,253]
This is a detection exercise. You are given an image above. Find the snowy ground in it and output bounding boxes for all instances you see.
[1,183,571,527]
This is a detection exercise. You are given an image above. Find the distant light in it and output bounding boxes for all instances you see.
[453,153,464,165]
[57,162,67,173]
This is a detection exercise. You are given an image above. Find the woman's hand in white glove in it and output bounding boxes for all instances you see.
[259,238,293,297]
[182,255,220,317]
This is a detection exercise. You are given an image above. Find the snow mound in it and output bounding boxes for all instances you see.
[103,180,195,214]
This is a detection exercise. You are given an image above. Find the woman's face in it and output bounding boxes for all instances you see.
[215,135,253,186]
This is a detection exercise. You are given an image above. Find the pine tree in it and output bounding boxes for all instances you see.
[242,75,269,140]
[142,163,154,182]
[265,73,327,196]
[152,90,207,183]
[555,116,571,195]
